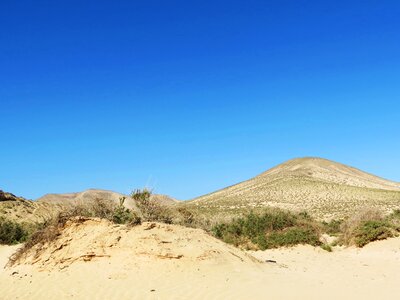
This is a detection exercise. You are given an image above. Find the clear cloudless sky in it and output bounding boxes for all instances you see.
[1,1,399,200]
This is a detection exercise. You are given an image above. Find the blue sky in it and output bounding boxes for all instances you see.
[1,1,399,200]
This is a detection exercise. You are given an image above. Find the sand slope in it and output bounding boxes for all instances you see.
[1,218,400,299]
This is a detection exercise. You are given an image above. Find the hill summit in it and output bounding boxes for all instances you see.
[258,157,400,191]
[189,157,400,219]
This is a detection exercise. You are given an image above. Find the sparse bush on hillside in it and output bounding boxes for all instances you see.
[212,209,321,250]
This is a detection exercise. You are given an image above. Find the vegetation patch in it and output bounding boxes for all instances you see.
[322,219,343,236]
[0,217,31,245]
[321,244,333,252]
[354,220,394,247]
[132,189,172,224]
[212,209,321,250]
[338,209,400,247]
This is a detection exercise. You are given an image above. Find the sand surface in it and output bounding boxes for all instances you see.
[1,219,400,300]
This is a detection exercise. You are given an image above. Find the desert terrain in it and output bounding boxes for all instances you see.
[1,157,400,299]
[1,218,400,300]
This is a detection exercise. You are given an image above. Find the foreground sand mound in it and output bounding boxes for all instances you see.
[13,218,258,270]
[2,226,400,299]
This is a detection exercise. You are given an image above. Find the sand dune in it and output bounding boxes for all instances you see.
[10,218,257,269]
[1,218,400,299]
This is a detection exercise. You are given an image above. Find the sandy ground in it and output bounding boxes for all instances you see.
[1,219,400,300]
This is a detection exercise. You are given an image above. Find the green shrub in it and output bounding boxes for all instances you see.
[337,209,400,247]
[321,244,333,252]
[113,197,141,225]
[387,209,400,227]
[354,220,394,247]
[132,189,172,224]
[338,209,385,246]
[322,219,343,236]
[211,209,320,250]
[260,228,320,250]
[0,218,30,245]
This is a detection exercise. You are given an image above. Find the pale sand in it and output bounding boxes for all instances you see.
[1,220,400,300]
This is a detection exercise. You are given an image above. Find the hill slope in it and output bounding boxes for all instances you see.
[188,158,400,219]
[0,190,56,223]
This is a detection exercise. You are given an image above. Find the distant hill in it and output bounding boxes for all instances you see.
[1,189,177,223]
[37,189,177,208]
[187,157,400,219]
[0,190,55,223]
[36,189,137,209]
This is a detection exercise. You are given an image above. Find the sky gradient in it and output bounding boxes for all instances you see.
[1,1,400,200]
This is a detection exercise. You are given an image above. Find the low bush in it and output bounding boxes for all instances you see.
[212,209,321,250]
[132,189,172,224]
[321,244,333,252]
[322,219,343,236]
[338,208,400,247]
[112,197,141,225]
[338,208,384,246]
[0,218,30,245]
[387,209,400,228]
[354,220,394,247]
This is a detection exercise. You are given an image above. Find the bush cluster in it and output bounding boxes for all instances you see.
[132,189,172,224]
[338,208,400,247]
[0,217,30,245]
[212,210,321,250]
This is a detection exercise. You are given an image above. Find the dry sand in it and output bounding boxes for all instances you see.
[1,218,400,300]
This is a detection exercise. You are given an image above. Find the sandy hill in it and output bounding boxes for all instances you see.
[188,157,400,219]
